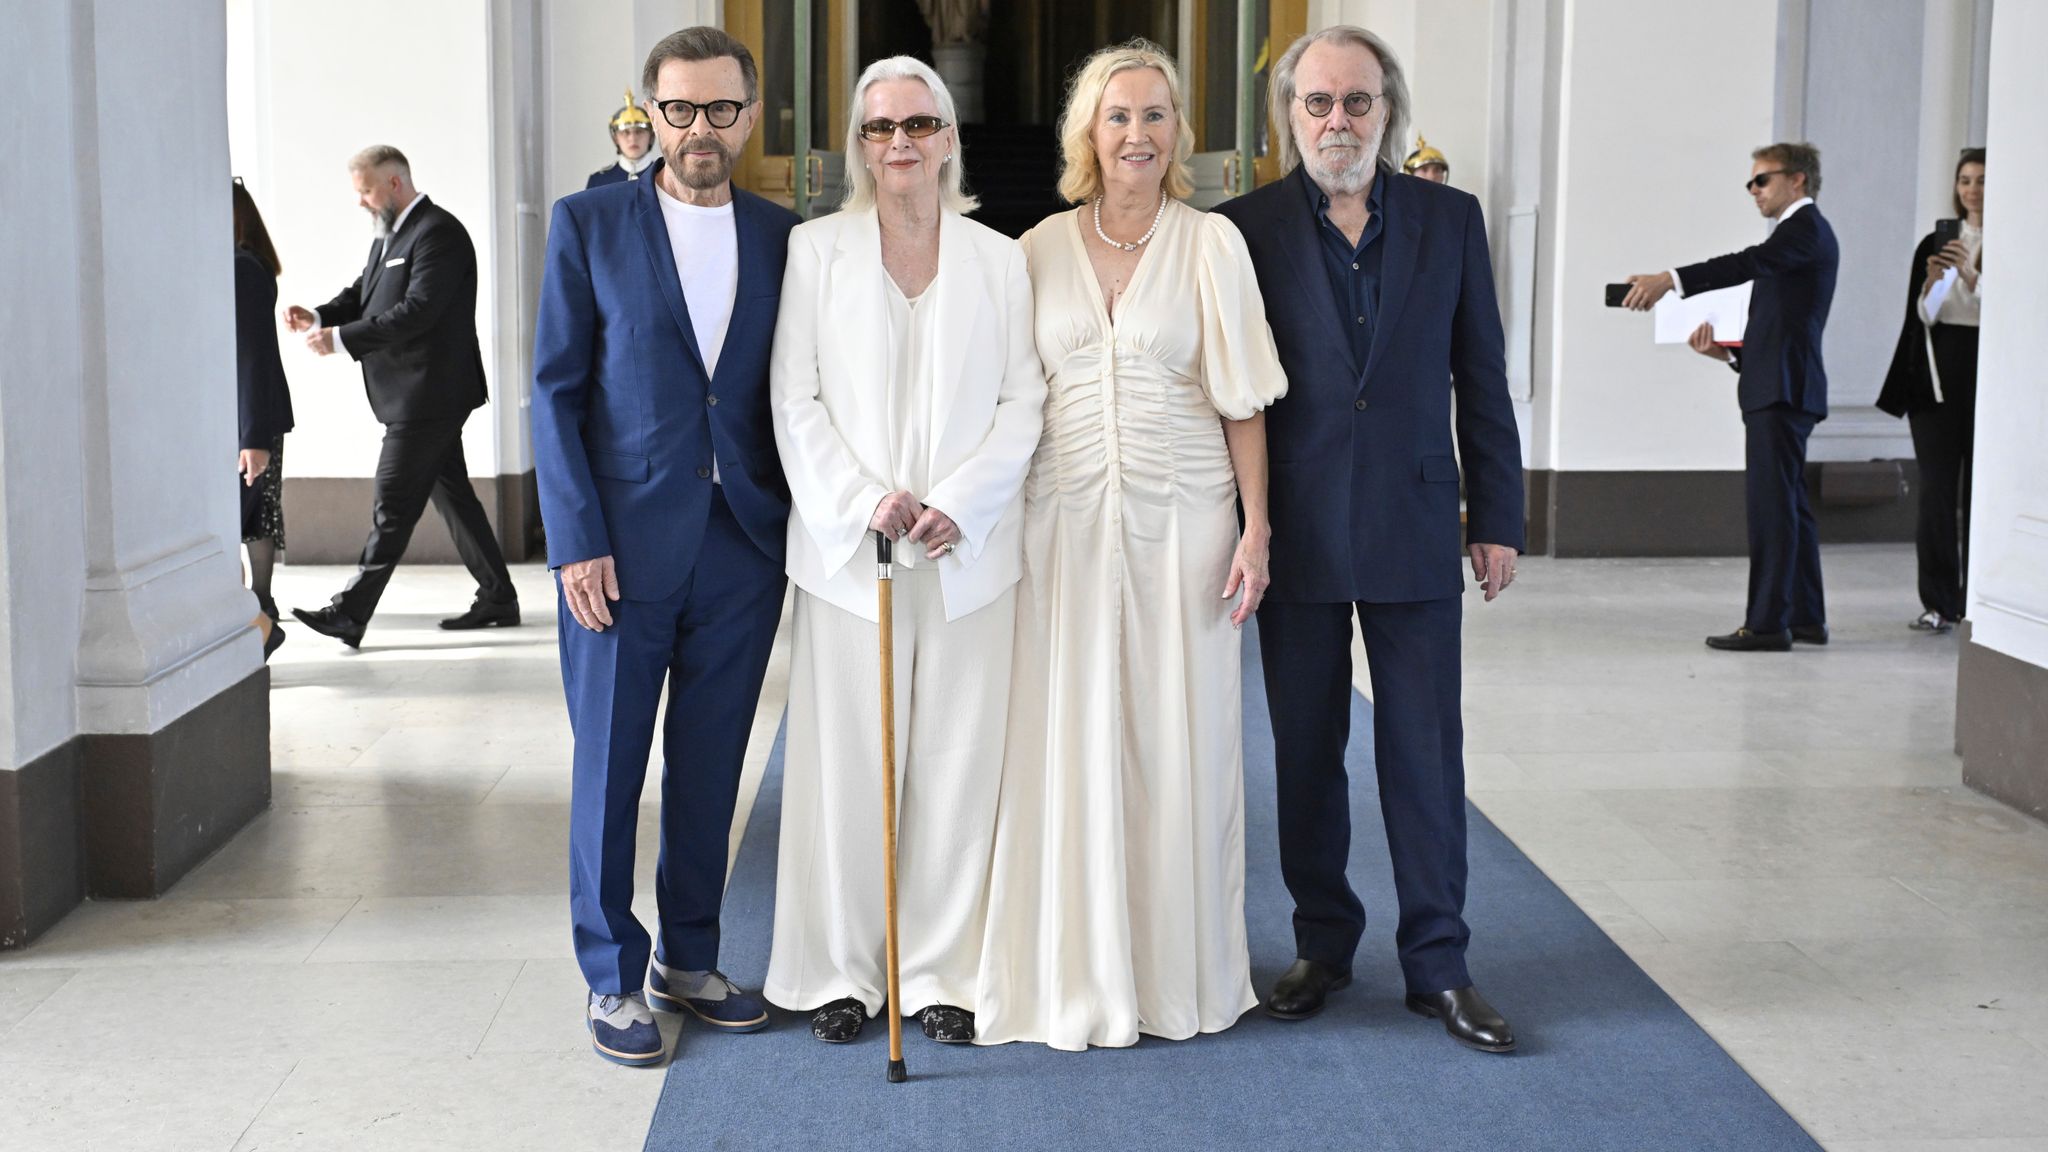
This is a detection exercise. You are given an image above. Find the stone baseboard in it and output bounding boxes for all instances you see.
[1527,462,1919,557]
[0,744,85,950]
[2,667,273,949]
[1958,634,2048,825]
[79,668,272,899]
[281,470,540,565]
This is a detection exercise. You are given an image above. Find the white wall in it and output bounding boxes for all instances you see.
[1966,0,2048,670]
[1533,0,1778,472]
[226,0,503,481]
[544,0,642,208]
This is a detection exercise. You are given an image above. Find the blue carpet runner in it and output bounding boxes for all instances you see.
[646,623,1819,1151]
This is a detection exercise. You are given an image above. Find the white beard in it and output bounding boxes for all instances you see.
[1301,120,1386,196]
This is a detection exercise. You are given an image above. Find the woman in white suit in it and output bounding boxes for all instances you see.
[765,55,1045,1046]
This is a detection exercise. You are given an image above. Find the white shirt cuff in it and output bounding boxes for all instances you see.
[1667,268,1686,298]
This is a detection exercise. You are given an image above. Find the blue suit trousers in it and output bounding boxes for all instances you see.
[1257,596,1472,995]
[563,488,785,994]
[1743,405,1827,634]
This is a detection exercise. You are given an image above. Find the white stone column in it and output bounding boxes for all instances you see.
[3,0,268,944]
[1958,0,2048,821]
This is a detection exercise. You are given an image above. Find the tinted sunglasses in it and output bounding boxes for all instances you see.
[860,115,949,142]
[1745,169,1786,192]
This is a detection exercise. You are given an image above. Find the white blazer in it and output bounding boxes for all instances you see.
[771,209,1046,623]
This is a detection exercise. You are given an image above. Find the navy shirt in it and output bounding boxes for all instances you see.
[1299,163,1386,371]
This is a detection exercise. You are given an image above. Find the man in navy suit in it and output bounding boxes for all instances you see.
[1214,26,1525,1054]
[533,27,799,1068]
[1625,143,1838,652]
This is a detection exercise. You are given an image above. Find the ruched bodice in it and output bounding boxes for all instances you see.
[975,202,1286,1051]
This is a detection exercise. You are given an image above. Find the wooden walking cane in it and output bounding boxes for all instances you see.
[875,532,908,1083]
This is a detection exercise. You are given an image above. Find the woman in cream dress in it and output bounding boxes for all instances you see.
[767,56,1044,1046]
[975,41,1288,1051]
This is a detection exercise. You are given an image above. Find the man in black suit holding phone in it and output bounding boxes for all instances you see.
[1623,142,1838,652]
[284,145,519,647]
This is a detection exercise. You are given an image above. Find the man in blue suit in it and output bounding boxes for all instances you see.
[533,27,800,1068]
[1626,143,1838,651]
[1214,26,1525,1055]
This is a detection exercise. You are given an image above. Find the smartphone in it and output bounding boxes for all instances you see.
[1933,217,1962,244]
[1605,283,1631,308]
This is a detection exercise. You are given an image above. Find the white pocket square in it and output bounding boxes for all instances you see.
[384,256,406,268]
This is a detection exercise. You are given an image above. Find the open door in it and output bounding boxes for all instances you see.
[729,1,851,216]
[1183,0,1306,207]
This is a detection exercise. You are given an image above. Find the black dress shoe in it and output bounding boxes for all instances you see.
[917,1004,974,1043]
[440,599,520,631]
[1704,627,1791,652]
[1406,986,1516,1053]
[1265,958,1352,1021]
[1790,623,1829,645]
[262,623,286,661]
[810,997,868,1043]
[291,606,365,649]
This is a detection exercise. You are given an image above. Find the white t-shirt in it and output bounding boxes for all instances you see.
[655,184,739,481]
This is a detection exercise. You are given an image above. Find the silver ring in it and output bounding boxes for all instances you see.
[942,541,956,554]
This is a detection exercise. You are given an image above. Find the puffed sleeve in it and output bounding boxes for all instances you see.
[1195,211,1289,420]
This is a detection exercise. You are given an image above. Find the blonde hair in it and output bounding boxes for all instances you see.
[1270,26,1411,174]
[1055,40,1195,204]
[840,56,978,214]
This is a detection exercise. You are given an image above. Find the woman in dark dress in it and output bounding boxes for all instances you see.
[1876,149,1984,634]
[233,178,295,657]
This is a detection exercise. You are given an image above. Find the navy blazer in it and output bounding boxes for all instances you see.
[233,248,294,450]
[1675,204,1837,418]
[532,162,800,601]
[1215,169,1524,605]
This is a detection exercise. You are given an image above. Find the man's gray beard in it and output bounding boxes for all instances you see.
[1301,122,1386,196]
[370,202,398,238]
[670,136,733,190]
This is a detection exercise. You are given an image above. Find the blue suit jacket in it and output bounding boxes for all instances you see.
[1214,169,1524,605]
[1675,204,1837,417]
[532,162,800,601]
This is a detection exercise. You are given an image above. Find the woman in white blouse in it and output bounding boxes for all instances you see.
[765,55,1044,1046]
[1877,148,1984,632]
[974,40,1288,1051]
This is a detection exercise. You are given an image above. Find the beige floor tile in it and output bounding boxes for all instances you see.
[0,1055,296,1152]
[1605,877,1960,944]
[1550,881,1668,951]
[1593,787,2048,880]
[272,762,509,807]
[0,968,76,1037]
[0,961,520,1061]
[1792,935,2048,1033]
[1502,749,1792,791]
[1463,790,1692,881]
[1826,1140,2048,1152]
[1894,876,2048,938]
[352,724,573,769]
[228,1052,663,1152]
[0,898,357,968]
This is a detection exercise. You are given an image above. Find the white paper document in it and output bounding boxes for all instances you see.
[1653,283,1752,345]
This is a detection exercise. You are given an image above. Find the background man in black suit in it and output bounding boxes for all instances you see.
[1624,142,1839,652]
[283,145,518,648]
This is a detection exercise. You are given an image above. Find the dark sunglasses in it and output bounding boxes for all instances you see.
[859,115,949,142]
[1745,169,1786,192]
[655,98,751,131]
[1296,91,1379,119]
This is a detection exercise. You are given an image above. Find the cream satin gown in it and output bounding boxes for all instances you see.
[975,201,1288,1050]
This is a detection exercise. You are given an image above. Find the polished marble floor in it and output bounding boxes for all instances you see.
[3,546,2045,1151]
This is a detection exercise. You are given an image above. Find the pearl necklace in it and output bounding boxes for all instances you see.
[1093,190,1168,252]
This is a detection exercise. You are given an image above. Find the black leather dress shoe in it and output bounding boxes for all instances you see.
[440,599,521,631]
[1406,986,1516,1053]
[262,622,286,661]
[917,1004,974,1043]
[810,997,867,1043]
[1790,623,1829,645]
[291,606,365,649]
[1265,958,1352,1021]
[1705,627,1791,652]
